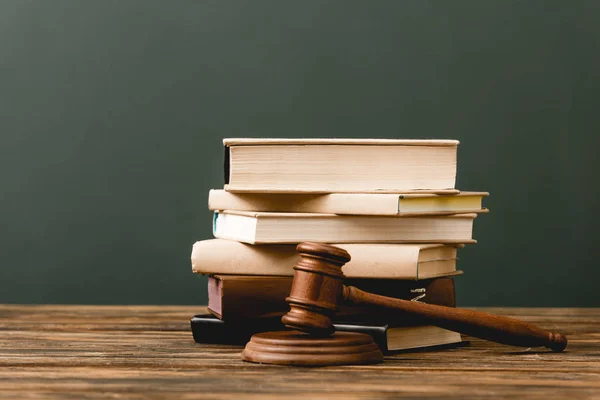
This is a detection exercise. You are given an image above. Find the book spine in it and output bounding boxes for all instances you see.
[211,213,218,236]
[192,240,298,276]
[223,145,230,185]
[210,275,294,319]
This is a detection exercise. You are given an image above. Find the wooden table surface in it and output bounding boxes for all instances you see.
[0,305,598,399]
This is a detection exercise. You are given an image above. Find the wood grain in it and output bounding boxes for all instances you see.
[0,305,598,399]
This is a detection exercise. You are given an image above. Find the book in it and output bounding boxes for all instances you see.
[223,138,459,193]
[191,313,283,346]
[190,314,462,354]
[207,275,457,320]
[192,239,462,278]
[335,323,462,353]
[208,189,489,216]
[213,211,477,244]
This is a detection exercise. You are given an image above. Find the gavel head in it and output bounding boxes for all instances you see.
[281,242,350,337]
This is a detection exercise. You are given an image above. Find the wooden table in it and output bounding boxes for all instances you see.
[0,306,598,399]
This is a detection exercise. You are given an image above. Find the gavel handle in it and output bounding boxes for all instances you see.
[342,286,567,352]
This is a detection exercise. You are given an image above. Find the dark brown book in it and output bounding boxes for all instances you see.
[207,275,456,322]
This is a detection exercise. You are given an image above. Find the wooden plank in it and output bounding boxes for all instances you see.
[0,305,598,399]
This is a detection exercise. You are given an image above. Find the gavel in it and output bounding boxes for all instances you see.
[242,242,566,366]
[283,242,567,350]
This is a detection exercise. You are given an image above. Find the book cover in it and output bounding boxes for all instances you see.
[192,239,461,279]
[212,211,477,244]
[208,189,489,216]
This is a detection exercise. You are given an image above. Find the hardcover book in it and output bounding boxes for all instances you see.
[192,239,461,279]
[208,189,489,216]
[213,211,477,244]
[190,314,462,354]
[223,138,459,193]
[207,275,458,320]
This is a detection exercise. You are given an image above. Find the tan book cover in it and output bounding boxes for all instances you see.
[208,189,488,216]
[212,211,477,244]
[191,239,461,279]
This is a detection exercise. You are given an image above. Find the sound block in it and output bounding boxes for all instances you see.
[241,330,383,366]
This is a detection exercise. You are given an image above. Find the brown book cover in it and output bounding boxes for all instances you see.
[207,275,456,322]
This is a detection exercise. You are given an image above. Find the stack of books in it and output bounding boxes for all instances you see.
[190,138,488,353]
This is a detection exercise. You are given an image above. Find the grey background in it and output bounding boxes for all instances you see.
[1,1,598,306]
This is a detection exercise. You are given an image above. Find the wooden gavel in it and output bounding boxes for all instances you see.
[281,242,567,352]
